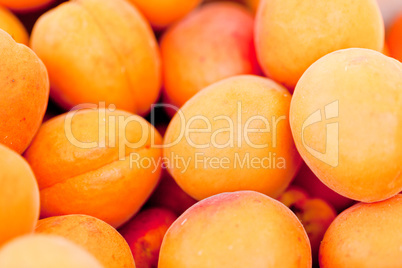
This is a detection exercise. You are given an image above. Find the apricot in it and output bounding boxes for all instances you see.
[0,0,53,12]
[0,6,28,44]
[278,187,336,263]
[320,194,402,267]
[0,144,39,246]
[160,2,260,110]
[255,0,384,89]
[292,163,354,212]
[164,75,301,200]
[36,215,135,268]
[387,13,402,62]
[127,0,201,29]
[159,191,311,267]
[290,48,402,202]
[0,29,49,154]
[0,234,103,268]
[30,0,161,116]
[24,108,162,228]
[119,208,177,268]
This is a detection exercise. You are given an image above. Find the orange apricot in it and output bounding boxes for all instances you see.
[127,0,201,29]
[290,48,402,202]
[0,144,39,246]
[387,13,402,61]
[164,75,301,200]
[24,108,162,228]
[0,234,103,268]
[160,2,260,110]
[255,0,384,89]
[319,194,402,267]
[0,0,53,12]
[159,191,312,267]
[119,208,177,268]
[30,0,161,116]
[0,6,28,44]
[0,29,49,154]
[36,215,135,268]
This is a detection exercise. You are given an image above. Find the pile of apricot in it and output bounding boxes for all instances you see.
[0,0,401,267]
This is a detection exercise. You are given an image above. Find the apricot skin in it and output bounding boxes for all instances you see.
[36,215,135,268]
[159,191,312,268]
[0,29,49,154]
[319,194,402,268]
[0,144,40,246]
[290,48,402,203]
[24,109,162,228]
[30,0,161,116]
[387,13,402,62]
[0,6,28,44]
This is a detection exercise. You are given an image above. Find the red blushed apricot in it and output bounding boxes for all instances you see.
[0,144,39,246]
[255,0,384,89]
[24,108,162,228]
[0,29,49,154]
[320,194,402,268]
[0,234,103,268]
[161,2,260,110]
[0,0,54,12]
[30,0,161,116]
[290,48,402,202]
[119,208,177,268]
[36,215,135,268]
[159,191,312,267]
[0,6,28,44]
[127,0,201,29]
[387,13,402,62]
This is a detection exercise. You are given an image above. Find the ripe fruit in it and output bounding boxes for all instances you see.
[119,208,177,268]
[255,0,384,89]
[0,0,53,12]
[387,13,402,62]
[127,0,201,29]
[0,29,49,153]
[24,108,162,228]
[159,191,312,267]
[0,144,39,246]
[0,234,103,268]
[30,0,161,115]
[320,194,402,268]
[278,187,336,262]
[290,48,402,202]
[0,6,28,44]
[164,75,301,200]
[36,215,135,268]
[161,2,260,110]
[292,163,354,212]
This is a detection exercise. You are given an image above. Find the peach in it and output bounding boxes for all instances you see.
[292,163,354,212]
[0,6,28,44]
[24,108,162,228]
[160,2,260,110]
[127,0,201,29]
[36,215,135,268]
[290,48,402,202]
[278,187,336,263]
[387,13,402,62]
[0,234,103,268]
[164,75,301,200]
[119,208,177,268]
[0,144,39,246]
[146,171,197,215]
[0,29,49,154]
[0,0,54,12]
[159,191,311,267]
[30,0,161,116]
[255,0,384,89]
[320,194,402,267]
